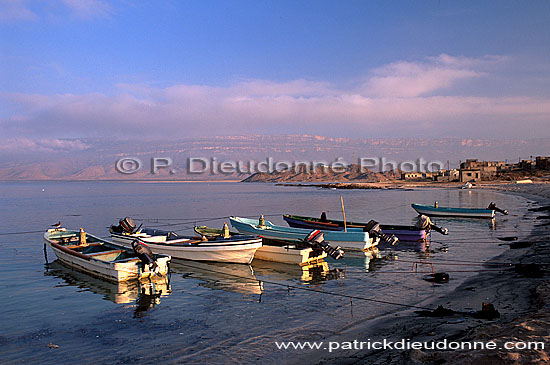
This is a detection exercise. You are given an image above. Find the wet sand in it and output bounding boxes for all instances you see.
[297,183,550,364]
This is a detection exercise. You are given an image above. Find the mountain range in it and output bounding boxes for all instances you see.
[1,135,548,180]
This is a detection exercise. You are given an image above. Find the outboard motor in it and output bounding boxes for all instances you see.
[304,230,344,260]
[364,220,399,245]
[110,217,139,234]
[416,215,449,235]
[488,202,508,215]
[120,217,137,233]
[131,240,158,273]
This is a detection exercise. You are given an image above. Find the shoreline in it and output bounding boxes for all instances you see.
[273,180,548,190]
[296,183,550,364]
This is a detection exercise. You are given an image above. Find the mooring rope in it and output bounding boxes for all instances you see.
[174,261,433,310]
[344,269,511,274]
[0,229,45,236]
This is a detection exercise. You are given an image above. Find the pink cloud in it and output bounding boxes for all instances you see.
[60,0,111,19]
[0,137,89,152]
[0,0,38,22]
[2,54,549,138]
[0,0,111,22]
[360,54,496,97]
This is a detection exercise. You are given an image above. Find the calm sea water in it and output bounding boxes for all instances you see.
[0,181,536,363]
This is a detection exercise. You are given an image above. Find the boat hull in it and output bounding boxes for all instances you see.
[193,226,326,265]
[380,226,427,242]
[44,229,170,282]
[254,244,326,265]
[283,215,427,242]
[230,217,375,251]
[411,204,495,218]
[111,233,262,264]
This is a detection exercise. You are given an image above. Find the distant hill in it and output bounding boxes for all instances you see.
[242,164,400,183]
[0,135,548,180]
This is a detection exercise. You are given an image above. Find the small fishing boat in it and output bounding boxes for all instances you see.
[411,202,508,219]
[194,225,328,265]
[110,218,262,264]
[230,216,377,251]
[44,227,170,282]
[283,214,439,242]
[462,182,473,189]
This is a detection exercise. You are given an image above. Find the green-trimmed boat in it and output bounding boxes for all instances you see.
[194,225,329,266]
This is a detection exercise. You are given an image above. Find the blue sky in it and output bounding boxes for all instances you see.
[1,0,549,140]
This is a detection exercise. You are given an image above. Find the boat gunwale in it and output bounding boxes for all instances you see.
[411,203,495,218]
[111,232,262,248]
[283,214,425,233]
[230,216,369,240]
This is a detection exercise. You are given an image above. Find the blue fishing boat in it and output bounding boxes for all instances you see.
[282,214,431,242]
[411,202,508,219]
[229,216,377,251]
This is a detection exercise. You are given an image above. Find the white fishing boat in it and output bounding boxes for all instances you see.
[110,218,262,264]
[194,226,328,266]
[44,227,170,283]
[254,241,327,265]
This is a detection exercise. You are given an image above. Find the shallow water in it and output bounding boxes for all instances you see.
[0,181,535,363]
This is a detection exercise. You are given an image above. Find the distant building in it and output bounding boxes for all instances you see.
[459,159,501,180]
[460,169,481,182]
[435,169,459,182]
[401,172,423,180]
[498,163,517,172]
[520,159,535,170]
[536,156,550,170]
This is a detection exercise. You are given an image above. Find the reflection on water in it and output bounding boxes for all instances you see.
[328,248,382,272]
[133,280,171,318]
[252,259,344,283]
[169,258,345,296]
[170,260,264,295]
[44,260,171,315]
[430,217,497,230]
[389,239,428,252]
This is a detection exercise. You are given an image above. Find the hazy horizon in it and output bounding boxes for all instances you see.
[0,134,548,180]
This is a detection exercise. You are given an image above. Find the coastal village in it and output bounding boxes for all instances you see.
[243,155,550,186]
[402,156,550,182]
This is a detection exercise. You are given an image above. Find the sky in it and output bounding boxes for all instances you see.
[1,0,550,140]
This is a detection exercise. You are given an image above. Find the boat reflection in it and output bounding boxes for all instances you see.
[252,260,344,283]
[379,240,428,252]
[169,260,264,295]
[133,281,170,317]
[170,259,343,295]
[44,260,171,315]
[429,217,497,230]
[335,248,382,272]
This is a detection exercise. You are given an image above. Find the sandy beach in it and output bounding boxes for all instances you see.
[294,183,550,364]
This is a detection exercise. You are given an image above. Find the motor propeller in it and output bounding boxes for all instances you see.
[488,202,508,215]
[304,230,344,260]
